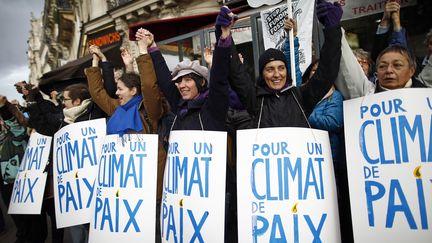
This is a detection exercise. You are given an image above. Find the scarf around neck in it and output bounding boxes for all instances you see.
[63,99,91,124]
[107,95,143,135]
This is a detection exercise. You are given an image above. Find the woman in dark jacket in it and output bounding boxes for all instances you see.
[231,1,343,129]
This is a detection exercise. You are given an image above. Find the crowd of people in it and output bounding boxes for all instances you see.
[0,0,431,242]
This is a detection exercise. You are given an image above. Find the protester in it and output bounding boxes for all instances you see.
[353,48,375,82]
[18,84,65,243]
[141,6,233,241]
[418,29,432,87]
[86,40,169,242]
[230,0,342,129]
[335,0,430,98]
[0,95,49,243]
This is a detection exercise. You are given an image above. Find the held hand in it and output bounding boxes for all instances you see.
[284,17,297,37]
[316,0,343,28]
[381,1,400,27]
[89,45,101,64]
[216,6,237,39]
[120,46,133,65]
[390,2,401,31]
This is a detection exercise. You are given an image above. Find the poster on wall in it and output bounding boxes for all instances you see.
[8,132,51,214]
[89,134,159,243]
[260,0,314,73]
[161,130,227,243]
[237,127,341,242]
[53,118,106,228]
[344,88,432,242]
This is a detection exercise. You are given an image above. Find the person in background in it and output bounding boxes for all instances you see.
[60,83,105,243]
[0,94,48,243]
[353,48,375,83]
[418,29,432,87]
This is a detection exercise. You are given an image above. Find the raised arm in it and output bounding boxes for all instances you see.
[86,45,119,115]
[135,29,165,129]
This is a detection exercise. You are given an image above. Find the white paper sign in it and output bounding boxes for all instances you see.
[344,88,432,242]
[237,127,341,242]
[8,132,51,214]
[247,0,283,8]
[161,130,227,243]
[89,134,159,243]
[339,0,417,20]
[53,118,106,228]
[260,0,314,73]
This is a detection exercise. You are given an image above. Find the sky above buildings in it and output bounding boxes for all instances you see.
[0,0,44,103]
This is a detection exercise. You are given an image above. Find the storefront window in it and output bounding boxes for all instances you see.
[159,33,204,71]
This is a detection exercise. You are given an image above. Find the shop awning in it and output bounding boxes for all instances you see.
[39,44,122,93]
[128,12,220,42]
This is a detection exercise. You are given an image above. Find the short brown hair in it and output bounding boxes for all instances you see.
[63,83,90,102]
[118,72,141,96]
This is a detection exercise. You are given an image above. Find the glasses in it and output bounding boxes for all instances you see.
[62,98,72,102]
[357,58,369,65]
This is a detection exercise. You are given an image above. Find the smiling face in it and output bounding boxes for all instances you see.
[263,60,287,90]
[116,80,137,105]
[175,75,200,100]
[377,51,415,90]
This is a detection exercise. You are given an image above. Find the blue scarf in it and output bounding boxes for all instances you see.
[107,95,143,135]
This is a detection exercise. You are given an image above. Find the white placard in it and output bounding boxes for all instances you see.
[53,118,106,228]
[237,127,341,242]
[8,132,51,214]
[161,130,227,243]
[344,88,432,242]
[89,134,159,243]
[260,0,314,73]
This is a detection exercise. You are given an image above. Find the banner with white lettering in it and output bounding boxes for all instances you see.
[340,0,417,20]
[161,130,227,243]
[89,134,158,243]
[237,127,341,242]
[260,0,314,72]
[344,88,432,242]
[8,132,51,214]
[53,118,106,228]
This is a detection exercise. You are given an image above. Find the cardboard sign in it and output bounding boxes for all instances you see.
[260,0,314,73]
[53,118,106,228]
[237,127,341,242]
[89,134,159,243]
[161,130,227,243]
[8,132,51,214]
[344,88,432,242]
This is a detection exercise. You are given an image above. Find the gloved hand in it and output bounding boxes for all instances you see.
[316,0,343,28]
[215,6,237,42]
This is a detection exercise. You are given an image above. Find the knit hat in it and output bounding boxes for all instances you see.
[258,48,290,87]
[258,48,288,74]
[171,60,209,82]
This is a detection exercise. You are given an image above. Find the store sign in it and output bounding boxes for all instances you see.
[344,89,432,242]
[87,27,121,48]
[340,0,417,20]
